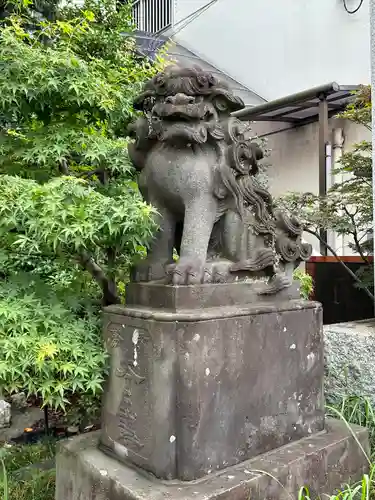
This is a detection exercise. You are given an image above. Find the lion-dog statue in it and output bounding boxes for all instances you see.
[128,65,312,294]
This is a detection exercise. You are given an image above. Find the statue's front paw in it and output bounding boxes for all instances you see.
[167,258,205,285]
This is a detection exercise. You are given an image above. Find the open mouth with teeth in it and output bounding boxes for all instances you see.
[149,101,217,144]
[159,113,196,123]
[164,110,214,122]
[152,103,214,123]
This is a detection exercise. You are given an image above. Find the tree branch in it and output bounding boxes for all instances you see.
[77,168,109,185]
[79,251,119,306]
[106,247,116,277]
[342,205,370,264]
[304,227,374,302]
[59,159,70,175]
[98,168,109,185]
[77,169,102,178]
[351,231,370,265]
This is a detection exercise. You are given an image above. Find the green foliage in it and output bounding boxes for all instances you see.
[0,0,164,409]
[4,467,55,500]
[297,471,375,499]
[0,175,156,279]
[0,0,161,307]
[65,392,101,428]
[0,0,59,22]
[0,440,56,500]
[277,86,373,295]
[328,395,375,452]
[0,440,55,475]
[337,84,371,129]
[0,1,163,177]
[292,268,314,300]
[0,277,107,409]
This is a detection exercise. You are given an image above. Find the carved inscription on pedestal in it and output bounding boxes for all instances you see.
[112,325,152,459]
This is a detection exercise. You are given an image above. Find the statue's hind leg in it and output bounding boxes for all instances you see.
[132,204,176,282]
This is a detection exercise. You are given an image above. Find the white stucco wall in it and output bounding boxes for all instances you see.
[167,0,370,257]
[261,122,320,198]
[167,43,266,106]
[173,0,213,26]
[255,119,371,255]
[172,0,370,100]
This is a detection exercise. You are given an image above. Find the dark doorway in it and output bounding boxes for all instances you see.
[306,258,374,325]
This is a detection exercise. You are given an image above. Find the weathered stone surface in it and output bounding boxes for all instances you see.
[0,407,44,442]
[128,65,312,290]
[10,392,28,411]
[325,319,375,403]
[126,280,301,310]
[12,459,55,480]
[0,400,11,429]
[55,419,369,500]
[100,286,324,481]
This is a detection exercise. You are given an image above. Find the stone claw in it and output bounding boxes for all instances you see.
[204,260,232,283]
[167,258,205,285]
[258,273,292,295]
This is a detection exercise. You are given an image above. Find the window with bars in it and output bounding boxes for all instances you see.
[132,0,172,34]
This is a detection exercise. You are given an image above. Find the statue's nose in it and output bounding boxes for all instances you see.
[166,93,195,105]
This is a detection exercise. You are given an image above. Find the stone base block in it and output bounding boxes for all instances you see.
[56,419,369,500]
[101,288,324,481]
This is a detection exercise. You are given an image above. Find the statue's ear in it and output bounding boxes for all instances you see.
[133,91,155,111]
[210,89,245,113]
[127,121,136,137]
[251,143,264,161]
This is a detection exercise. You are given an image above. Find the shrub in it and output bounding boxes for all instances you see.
[293,268,314,300]
[0,278,107,410]
[0,0,165,412]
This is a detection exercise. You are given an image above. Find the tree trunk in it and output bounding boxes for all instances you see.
[79,252,120,306]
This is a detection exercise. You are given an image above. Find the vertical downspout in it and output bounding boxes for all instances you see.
[325,141,333,254]
[370,0,375,303]
[331,128,345,256]
[319,96,329,255]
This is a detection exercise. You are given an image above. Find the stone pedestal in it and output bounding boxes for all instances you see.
[55,282,369,499]
[100,282,324,481]
[55,420,369,500]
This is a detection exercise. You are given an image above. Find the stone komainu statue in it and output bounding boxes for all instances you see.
[128,65,312,293]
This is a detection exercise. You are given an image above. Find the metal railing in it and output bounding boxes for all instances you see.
[132,0,173,33]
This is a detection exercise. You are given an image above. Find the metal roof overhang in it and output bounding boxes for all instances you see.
[231,82,360,256]
[231,82,360,134]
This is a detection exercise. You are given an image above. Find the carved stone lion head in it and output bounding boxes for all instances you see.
[133,65,246,145]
